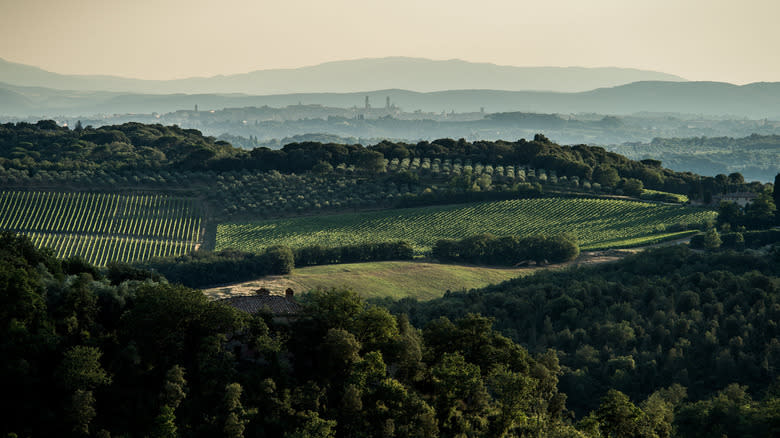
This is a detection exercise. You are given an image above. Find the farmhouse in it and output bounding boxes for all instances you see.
[219,288,301,362]
[219,288,301,316]
[714,192,758,207]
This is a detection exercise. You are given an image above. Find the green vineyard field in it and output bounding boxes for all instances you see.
[216,197,716,254]
[0,191,203,266]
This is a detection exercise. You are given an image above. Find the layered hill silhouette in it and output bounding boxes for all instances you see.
[0,56,685,94]
[1,56,778,119]
[2,80,780,119]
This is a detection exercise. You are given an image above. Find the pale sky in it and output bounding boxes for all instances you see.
[1,0,778,84]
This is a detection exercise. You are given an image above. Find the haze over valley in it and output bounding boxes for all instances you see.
[2,57,778,182]
[2,1,780,437]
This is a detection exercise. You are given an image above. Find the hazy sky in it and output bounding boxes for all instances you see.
[1,0,778,84]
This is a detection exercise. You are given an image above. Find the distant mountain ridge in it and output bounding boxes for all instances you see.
[0,56,686,94]
[2,80,780,119]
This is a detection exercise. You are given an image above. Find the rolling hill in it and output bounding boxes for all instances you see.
[2,80,780,118]
[0,56,685,94]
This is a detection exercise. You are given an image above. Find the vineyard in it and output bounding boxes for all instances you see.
[0,191,203,265]
[0,158,609,221]
[216,197,716,254]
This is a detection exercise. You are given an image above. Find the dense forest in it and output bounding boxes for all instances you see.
[383,244,780,420]
[0,231,587,437]
[4,231,780,437]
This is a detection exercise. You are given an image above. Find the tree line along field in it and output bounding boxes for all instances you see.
[0,190,203,266]
[216,197,717,255]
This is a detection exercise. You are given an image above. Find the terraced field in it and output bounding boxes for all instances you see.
[216,197,716,254]
[0,191,203,265]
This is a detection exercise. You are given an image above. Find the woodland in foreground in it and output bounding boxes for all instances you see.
[2,230,780,437]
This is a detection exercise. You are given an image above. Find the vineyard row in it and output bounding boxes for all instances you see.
[0,191,202,241]
[0,191,204,266]
[23,231,197,267]
[216,197,716,255]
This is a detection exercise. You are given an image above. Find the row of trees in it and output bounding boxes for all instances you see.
[139,242,415,288]
[690,229,780,250]
[137,246,294,287]
[432,233,580,266]
[293,241,414,266]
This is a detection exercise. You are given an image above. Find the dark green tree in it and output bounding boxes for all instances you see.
[223,383,252,438]
[745,192,777,227]
[622,178,644,197]
[595,390,648,438]
[312,161,333,175]
[728,172,745,185]
[702,228,722,250]
[431,352,490,437]
[59,346,111,435]
[594,165,620,188]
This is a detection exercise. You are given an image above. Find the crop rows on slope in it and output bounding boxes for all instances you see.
[1,159,605,221]
[24,233,195,267]
[0,191,203,265]
[204,160,608,221]
[387,157,574,184]
[216,197,716,255]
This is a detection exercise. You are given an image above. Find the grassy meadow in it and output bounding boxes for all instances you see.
[202,260,535,301]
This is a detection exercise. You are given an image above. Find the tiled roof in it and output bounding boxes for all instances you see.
[219,295,301,315]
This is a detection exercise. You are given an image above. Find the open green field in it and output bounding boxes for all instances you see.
[202,260,535,301]
[216,197,716,254]
[0,190,203,266]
